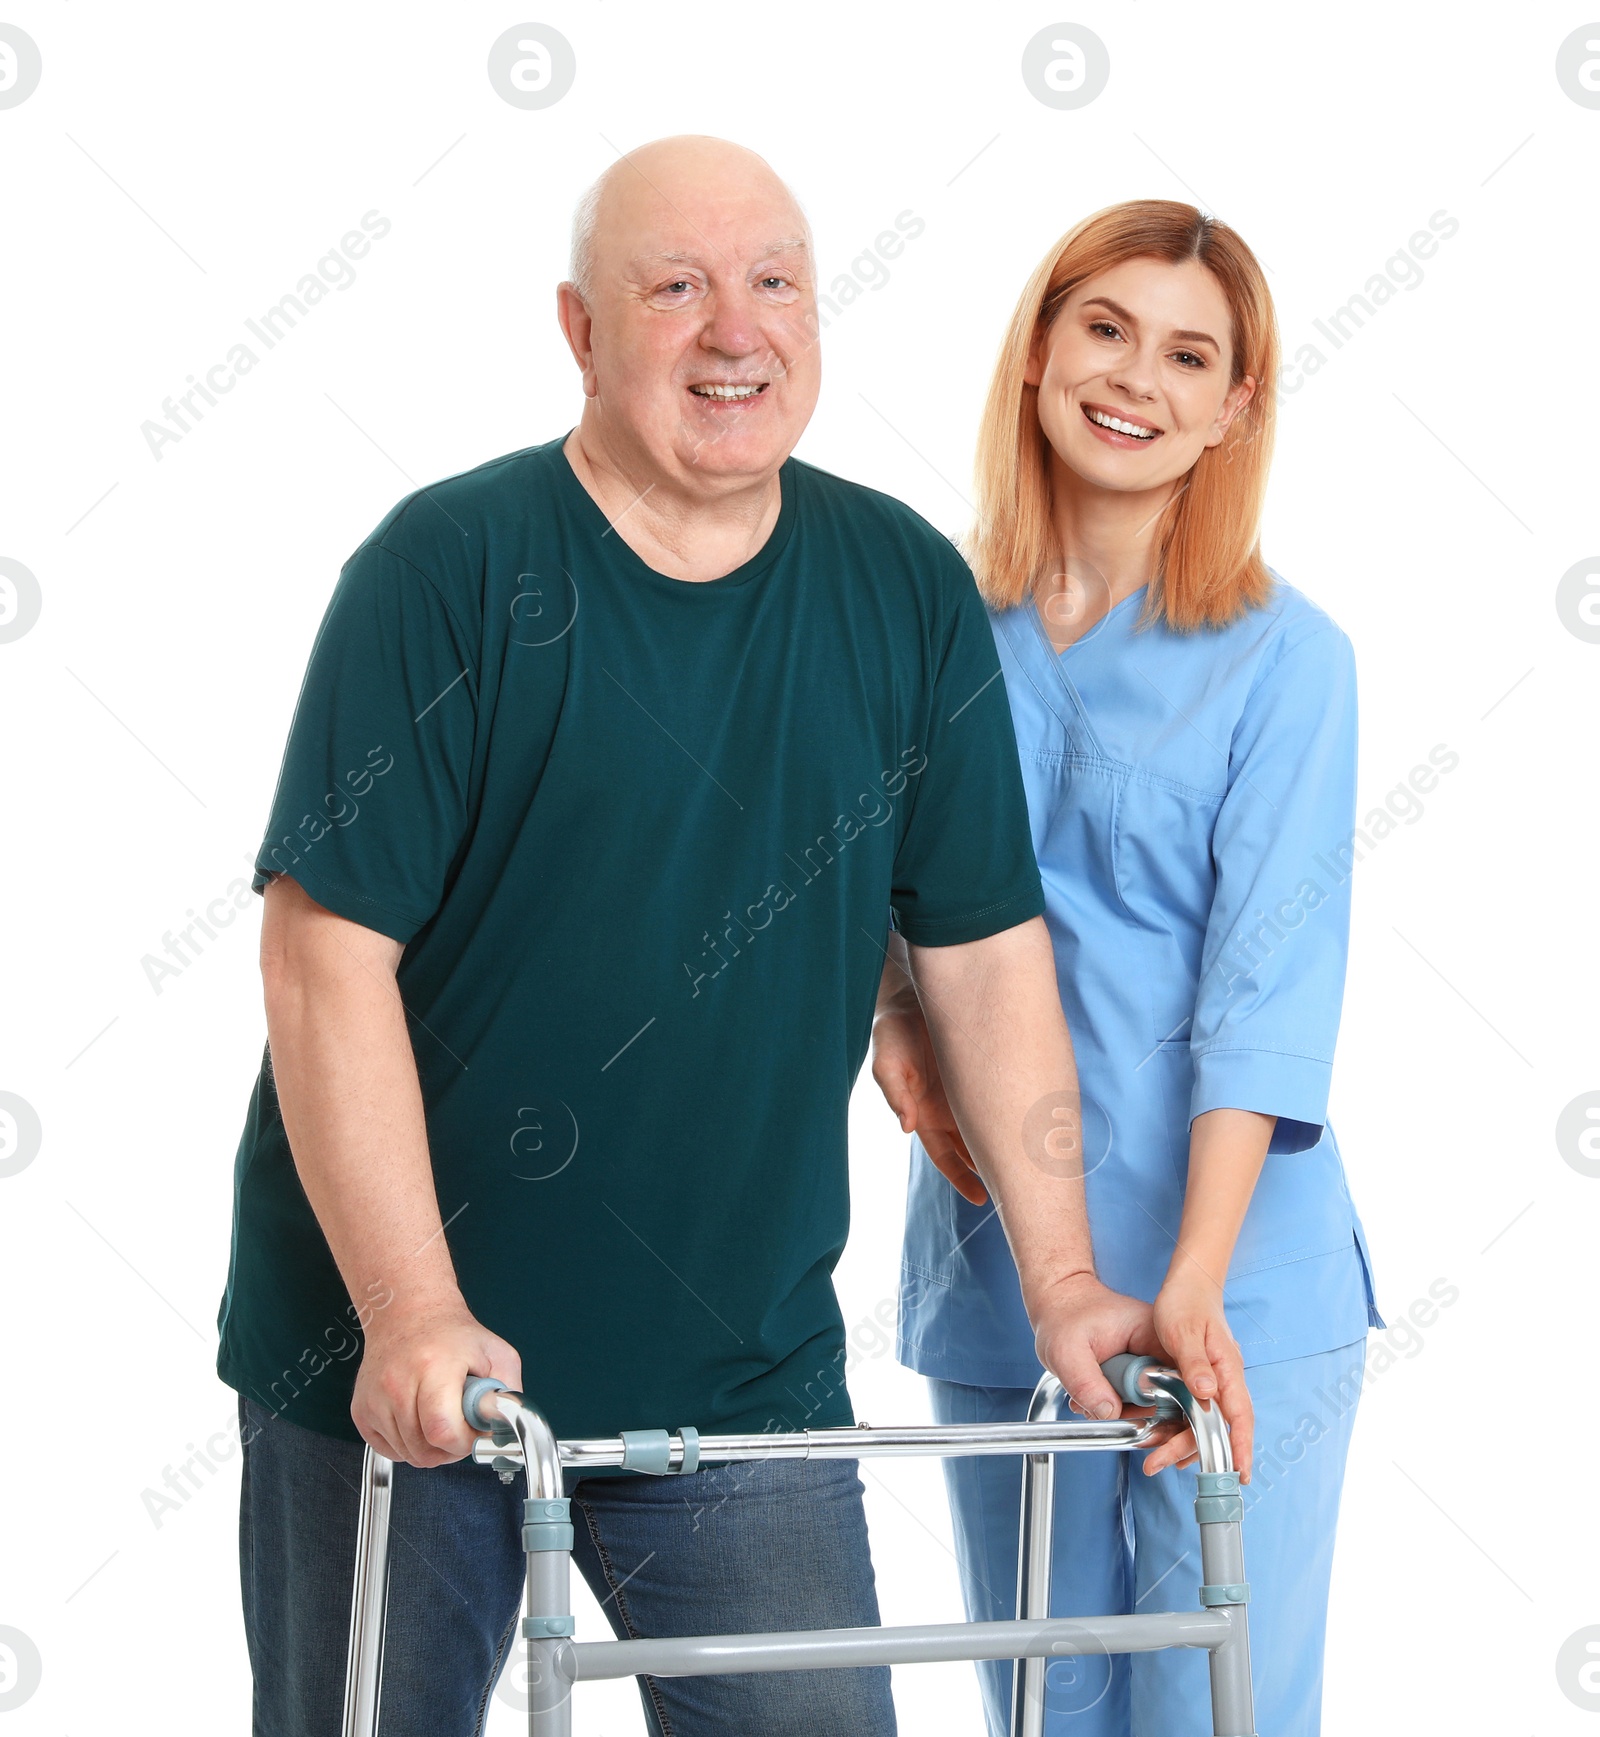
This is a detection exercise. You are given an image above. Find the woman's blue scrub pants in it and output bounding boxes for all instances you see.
[928,1340,1366,1737]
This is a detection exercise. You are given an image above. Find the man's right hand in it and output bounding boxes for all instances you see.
[352,1301,522,1467]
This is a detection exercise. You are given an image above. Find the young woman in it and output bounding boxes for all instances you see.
[872,202,1383,1737]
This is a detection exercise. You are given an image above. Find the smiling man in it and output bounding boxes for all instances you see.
[218,135,1152,1736]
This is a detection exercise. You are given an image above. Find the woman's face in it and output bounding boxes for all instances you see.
[1026,255,1257,500]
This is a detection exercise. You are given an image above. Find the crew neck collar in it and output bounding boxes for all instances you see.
[552,432,798,591]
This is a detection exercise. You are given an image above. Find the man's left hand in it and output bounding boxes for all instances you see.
[1030,1271,1161,1422]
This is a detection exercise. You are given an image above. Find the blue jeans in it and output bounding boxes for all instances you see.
[238,1397,896,1736]
[929,1341,1366,1737]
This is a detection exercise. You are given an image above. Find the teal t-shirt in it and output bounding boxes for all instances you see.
[217,433,1044,1446]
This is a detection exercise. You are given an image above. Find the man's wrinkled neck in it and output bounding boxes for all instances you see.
[563,414,788,583]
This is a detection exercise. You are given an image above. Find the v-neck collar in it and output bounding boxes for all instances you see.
[994,600,1110,759]
[1030,582,1149,658]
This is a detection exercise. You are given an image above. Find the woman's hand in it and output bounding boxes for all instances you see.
[1144,1272,1254,1480]
[871,996,988,1205]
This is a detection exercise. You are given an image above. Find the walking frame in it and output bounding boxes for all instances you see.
[340,1354,1255,1737]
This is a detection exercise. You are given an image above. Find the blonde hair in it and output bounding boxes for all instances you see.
[969,201,1279,632]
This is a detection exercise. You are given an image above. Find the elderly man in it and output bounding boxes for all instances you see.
[218,135,1152,1736]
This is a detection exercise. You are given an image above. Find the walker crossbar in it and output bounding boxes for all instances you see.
[565,1609,1235,1678]
[339,1357,1256,1737]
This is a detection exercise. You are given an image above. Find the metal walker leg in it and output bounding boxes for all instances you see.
[1011,1374,1070,1737]
[341,1448,392,1734]
[1011,1357,1255,1737]
[341,1384,576,1737]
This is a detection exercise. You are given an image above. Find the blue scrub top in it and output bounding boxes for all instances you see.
[899,575,1384,1386]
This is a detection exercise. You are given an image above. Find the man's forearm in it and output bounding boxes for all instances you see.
[261,882,463,1328]
[906,917,1097,1309]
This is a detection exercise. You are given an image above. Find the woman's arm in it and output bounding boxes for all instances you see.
[874,931,917,1014]
[1153,621,1361,1480]
[1142,1108,1273,1479]
[871,935,986,1203]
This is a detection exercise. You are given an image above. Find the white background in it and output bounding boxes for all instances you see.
[2,2,1597,1731]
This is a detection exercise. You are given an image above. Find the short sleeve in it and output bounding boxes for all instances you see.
[1190,624,1358,1152]
[251,541,479,943]
[890,569,1044,946]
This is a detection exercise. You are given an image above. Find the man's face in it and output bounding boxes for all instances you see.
[575,157,821,491]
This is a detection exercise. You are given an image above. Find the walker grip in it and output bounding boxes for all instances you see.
[1099,1354,1160,1406]
[462,1376,509,1431]
[1098,1355,1189,1420]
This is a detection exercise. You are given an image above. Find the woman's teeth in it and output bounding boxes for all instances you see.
[1085,407,1158,440]
[690,384,765,399]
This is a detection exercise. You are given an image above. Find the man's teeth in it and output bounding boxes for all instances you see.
[690,383,764,399]
[1086,407,1158,439]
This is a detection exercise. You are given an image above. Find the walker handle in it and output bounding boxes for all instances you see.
[1098,1354,1193,1422]
[462,1376,509,1431]
[1099,1354,1163,1407]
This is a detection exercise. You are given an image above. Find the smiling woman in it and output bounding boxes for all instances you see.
[970,200,1278,633]
[876,201,1381,1737]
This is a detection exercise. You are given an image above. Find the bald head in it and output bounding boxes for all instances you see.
[555,133,823,503]
[569,136,811,304]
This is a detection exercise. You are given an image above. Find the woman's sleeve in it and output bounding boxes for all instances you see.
[1189,621,1358,1154]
